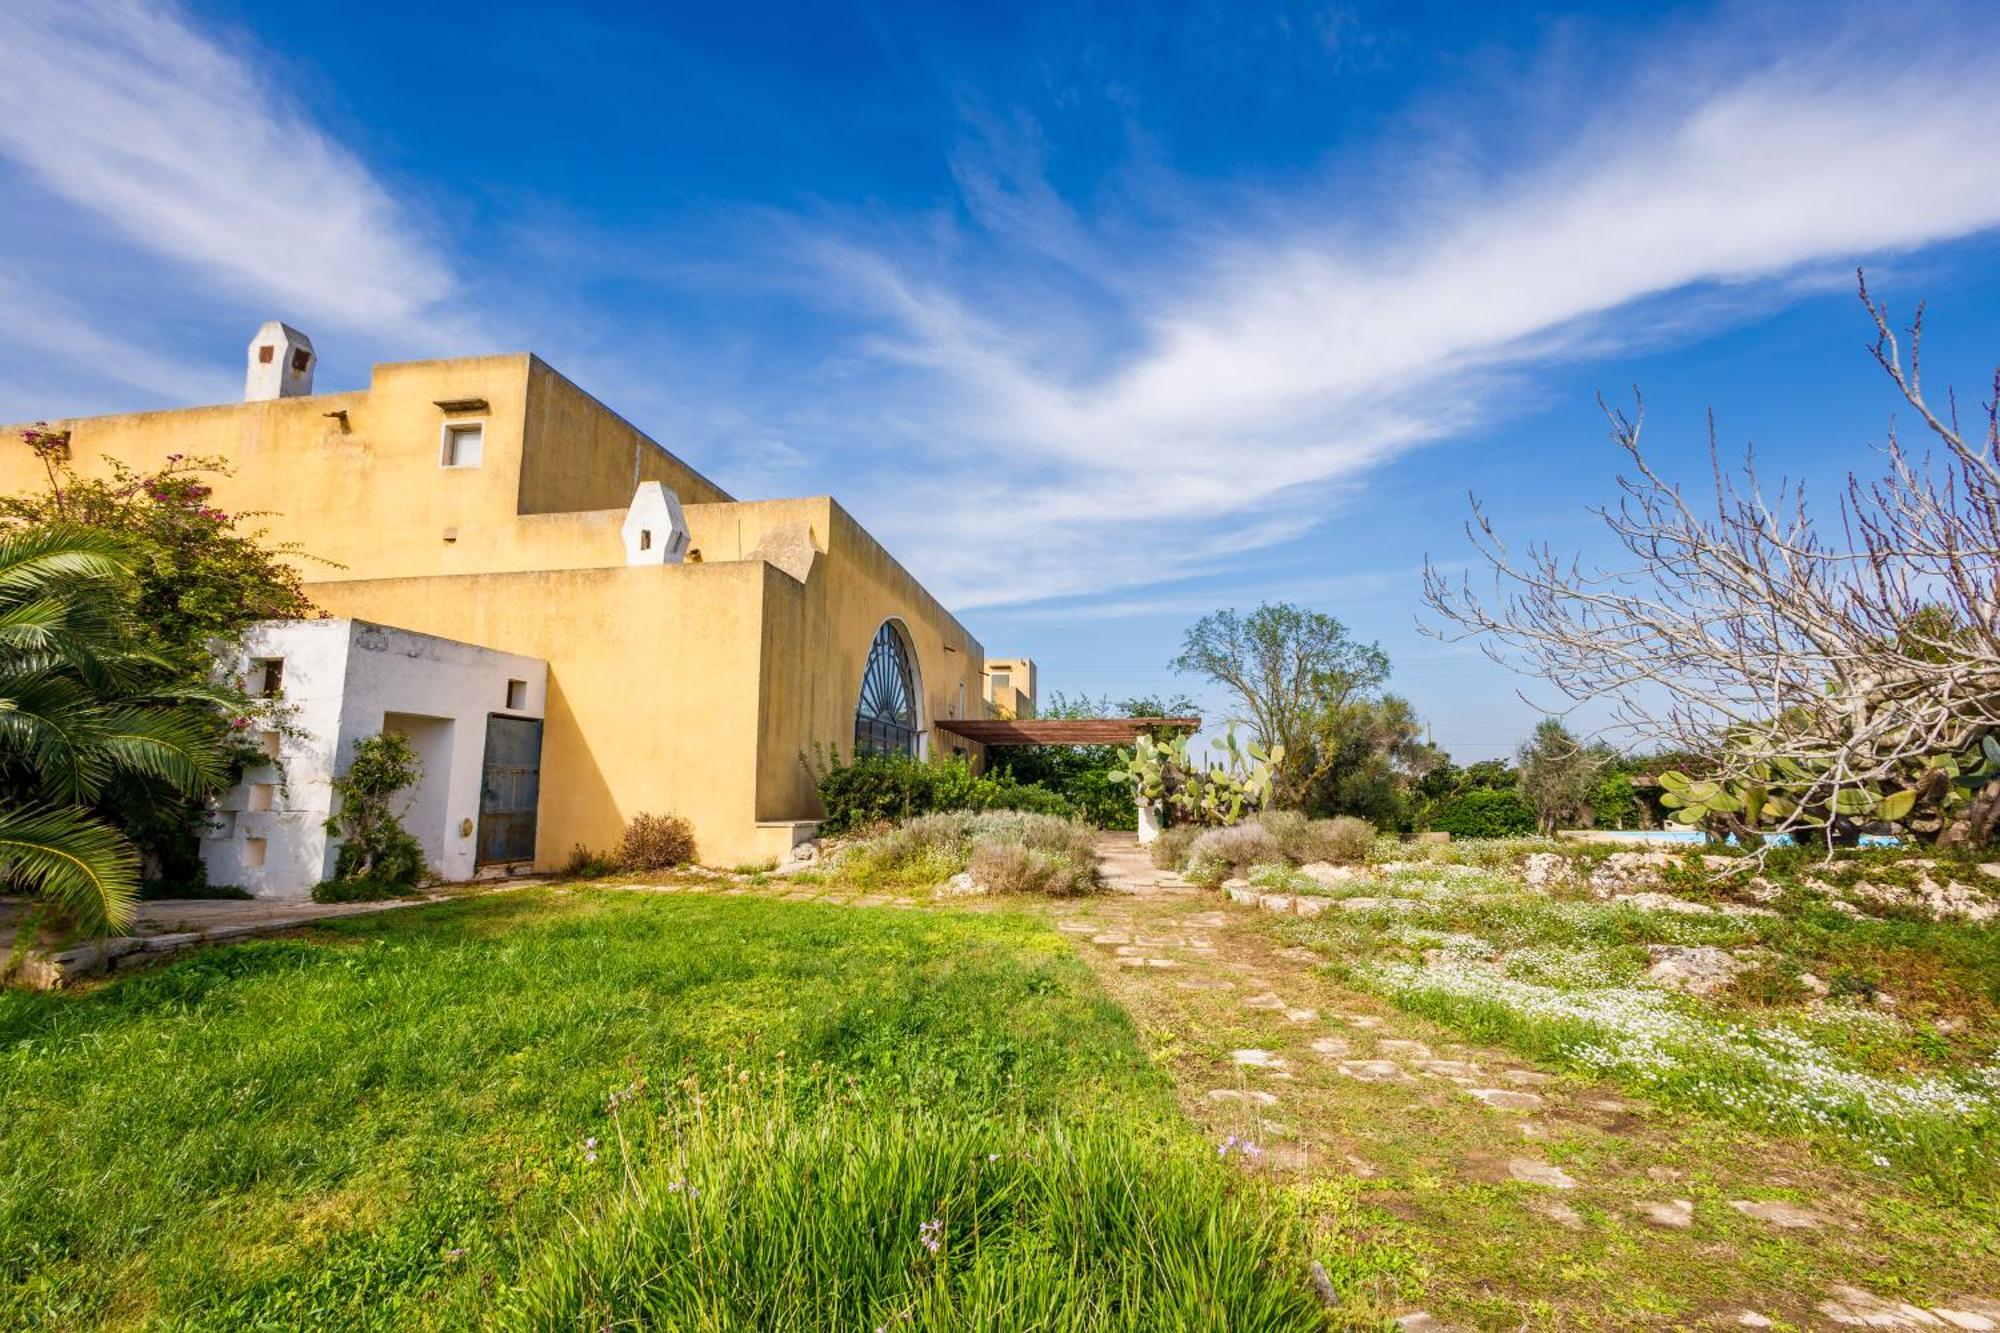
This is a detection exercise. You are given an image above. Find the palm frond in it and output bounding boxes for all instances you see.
[0,803,139,933]
[0,526,134,603]
[0,670,110,800]
[98,705,228,795]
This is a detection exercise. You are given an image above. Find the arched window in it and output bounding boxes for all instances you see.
[855,620,921,756]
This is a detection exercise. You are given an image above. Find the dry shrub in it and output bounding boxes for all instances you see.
[618,812,698,870]
[1184,823,1282,889]
[839,811,1098,894]
[967,813,1098,896]
[969,840,1094,897]
[1298,816,1375,866]
[1149,824,1201,870]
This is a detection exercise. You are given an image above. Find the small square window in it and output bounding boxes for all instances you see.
[243,836,267,869]
[247,782,276,812]
[441,421,484,468]
[251,658,284,697]
[257,344,274,364]
[291,348,311,373]
[257,730,281,760]
[639,529,653,551]
[505,678,527,711]
[990,672,1011,690]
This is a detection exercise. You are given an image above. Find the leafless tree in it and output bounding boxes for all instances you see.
[1422,275,2000,848]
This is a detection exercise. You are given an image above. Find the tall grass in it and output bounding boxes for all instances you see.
[509,1073,1327,1331]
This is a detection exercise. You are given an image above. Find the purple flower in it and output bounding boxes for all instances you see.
[918,1217,944,1254]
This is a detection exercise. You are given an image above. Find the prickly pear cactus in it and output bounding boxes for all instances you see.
[1111,726,1282,828]
[1656,729,1998,842]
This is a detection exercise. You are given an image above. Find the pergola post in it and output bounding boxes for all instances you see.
[1135,793,1162,845]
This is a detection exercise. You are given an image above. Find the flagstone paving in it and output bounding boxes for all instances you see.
[1040,835,2000,1331]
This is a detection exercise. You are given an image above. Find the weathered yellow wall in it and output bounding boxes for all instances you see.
[310,563,772,868]
[983,656,1037,719]
[0,353,731,585]
[1,356,996,868]
[752,501,989,825]
[519,357,732,513]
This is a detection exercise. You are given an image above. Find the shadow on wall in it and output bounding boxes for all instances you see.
[533,672,622,870]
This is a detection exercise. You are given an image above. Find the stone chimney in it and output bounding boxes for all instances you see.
[245,321,315,401]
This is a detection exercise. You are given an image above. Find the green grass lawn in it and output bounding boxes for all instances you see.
[0,887,1326,1330]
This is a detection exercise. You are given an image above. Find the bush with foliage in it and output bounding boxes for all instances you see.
[1429,786,1538,838]
[324,732,426,893]
[3,431,319,891]
[810,750,1072,833]
[560,844,622,879]
[1149,824,1201,870]
[617,812,697,870]
[1182,823,1283,889]
[834,811,1097,895]
[1590,771,1642,829]
[1256,810,1375,865]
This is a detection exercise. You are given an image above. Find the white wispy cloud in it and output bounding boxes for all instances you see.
[780,21,2000,609]
[0,0,456,407]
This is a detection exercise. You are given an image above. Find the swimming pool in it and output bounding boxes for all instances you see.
[1581,829,1902,848]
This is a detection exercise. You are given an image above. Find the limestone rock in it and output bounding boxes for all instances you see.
[1817,1284,1952,1328]
[941,872,985,896]
[1636,1198,1693,1229]
[1337,1059,1411,1082]
[1206,1088,1280,1107]
[1645,943,1748,995]
[1536,1198,1584,1230]
[1231,1048,1287,1069]
[1730,1199,1825,1229]
[1298,861,1366,886]
[1468,1088,1544,1111]
[1507,1158,1578,1189]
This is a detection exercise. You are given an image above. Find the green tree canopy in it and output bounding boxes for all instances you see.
[1171,603,1418,814]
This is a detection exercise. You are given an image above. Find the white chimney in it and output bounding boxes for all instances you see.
[245,321,315,401]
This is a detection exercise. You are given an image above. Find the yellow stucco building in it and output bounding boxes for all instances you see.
[2,325,1023,874]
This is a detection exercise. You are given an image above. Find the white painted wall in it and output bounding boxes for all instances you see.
[201,620,547,899]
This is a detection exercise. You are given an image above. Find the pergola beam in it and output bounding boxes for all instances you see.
[933,717,1200,746]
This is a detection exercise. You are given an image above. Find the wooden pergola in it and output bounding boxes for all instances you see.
[933,717,1200,747]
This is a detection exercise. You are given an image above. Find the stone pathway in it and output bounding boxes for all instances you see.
[1049,835,2000,1331]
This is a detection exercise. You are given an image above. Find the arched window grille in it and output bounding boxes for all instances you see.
[855,621,921,756]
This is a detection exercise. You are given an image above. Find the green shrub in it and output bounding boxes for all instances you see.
[560,844,621,879]
[1429,786,1538,838]
[326,732,427,890]
[508,1082,1322,1330]
[1303,816,1376,864]
[1149,824,1201,870]
[617,812,697,870]
[811,751,1074,833]
[1591,771,1642,829]
[310,876,419,904]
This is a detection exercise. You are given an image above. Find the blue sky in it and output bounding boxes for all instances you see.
[6,0,2000,760]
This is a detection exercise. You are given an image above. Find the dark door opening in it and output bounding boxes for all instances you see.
[478,714,543,865]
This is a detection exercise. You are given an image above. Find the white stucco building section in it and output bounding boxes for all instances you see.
[202,619,548,899]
